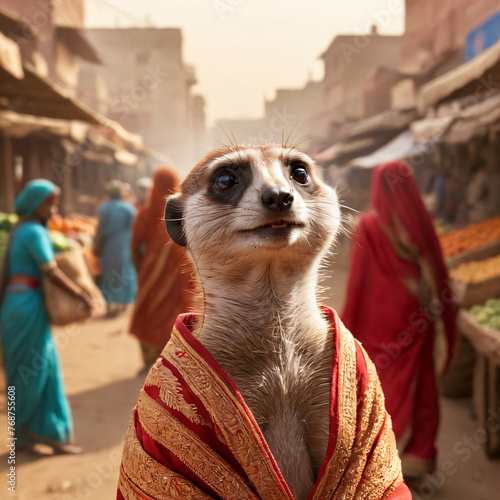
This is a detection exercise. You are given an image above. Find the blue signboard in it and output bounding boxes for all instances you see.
[466,9,500,61]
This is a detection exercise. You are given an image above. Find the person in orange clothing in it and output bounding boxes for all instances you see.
[130,166,196,368]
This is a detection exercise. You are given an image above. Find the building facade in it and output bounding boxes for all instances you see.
[321,28,402,124]
[402,0,500,75]
[1,0,100,91]
[79,28,206,174]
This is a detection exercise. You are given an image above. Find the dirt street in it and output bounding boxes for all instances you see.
[1,253,499,499]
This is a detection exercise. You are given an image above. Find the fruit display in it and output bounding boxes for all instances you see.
[0,230,9,263]
[439,217,500,259]
[450,255,500,283]
[48,214,97,237]
[83,247,101,277]
[0,212,16,263]
[48,230,73,253]
[0,213,18,232]
[0,212,100,279]
[469,298,500,332]
[48,214,100,276]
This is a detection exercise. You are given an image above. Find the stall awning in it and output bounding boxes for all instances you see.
[0,110,144,169]
[0,110,89,140]
[311,137,379,164]
[336,137,378,157]
[348,130,434,169]
[311,144,339,163]
[342,108,416,140]
[446,92,500,144]
[411,116,456,144]
[0,31,23,79]
[0,65,143,150]
[0,65,102,124]
[419,39,500,111]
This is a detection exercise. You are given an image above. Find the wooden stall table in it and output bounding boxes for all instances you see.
[458,310,500,457]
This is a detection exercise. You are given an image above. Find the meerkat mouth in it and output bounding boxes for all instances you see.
[241,219,305,232]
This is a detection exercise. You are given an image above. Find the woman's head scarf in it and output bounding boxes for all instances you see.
[371,161,457,370]
[14,179,57,216]
[148,166,179,220]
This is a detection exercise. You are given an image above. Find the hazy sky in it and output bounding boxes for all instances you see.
[85,0,405,125]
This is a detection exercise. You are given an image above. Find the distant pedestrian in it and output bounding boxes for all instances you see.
[130,167,195,368]
[342,161,457,484]
[134,177,153,209]
[96,180,137,316]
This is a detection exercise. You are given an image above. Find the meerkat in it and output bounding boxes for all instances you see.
[165,144,341,499]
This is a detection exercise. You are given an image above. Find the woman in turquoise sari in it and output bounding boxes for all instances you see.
[0,180,93,454]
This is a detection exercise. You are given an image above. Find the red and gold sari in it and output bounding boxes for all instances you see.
[118,307,410,499]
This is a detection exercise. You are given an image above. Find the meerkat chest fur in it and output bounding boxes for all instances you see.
[166,144,341,499]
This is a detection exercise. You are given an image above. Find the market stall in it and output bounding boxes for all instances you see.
[0,212,101,283]
[440,217,500,457]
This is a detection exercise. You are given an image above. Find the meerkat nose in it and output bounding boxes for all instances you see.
[262,185,294,211]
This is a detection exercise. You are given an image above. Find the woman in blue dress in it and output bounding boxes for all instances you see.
[0,180,93,454]
[96,181,137,317]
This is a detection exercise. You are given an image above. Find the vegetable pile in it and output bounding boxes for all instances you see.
[450,255,500,283]
[48,230,73,253]
[440,217,500,259]
[469,298,500,331]
[48,214,97,237]
[0,212,74,260]
[0,213,18,232]
[0,213,18,262]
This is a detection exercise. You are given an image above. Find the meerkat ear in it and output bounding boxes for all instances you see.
[165,194,187,247]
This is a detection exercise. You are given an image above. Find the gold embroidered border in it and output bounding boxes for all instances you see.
[119,465,161,500]
[120,416,211,499]
[162,329,293,500]
[146,359,211,427]
[137,390,257,500]
[118,468,143,500]
[340,345,383,499]
[355,346,404,499]
[312,319,358,499]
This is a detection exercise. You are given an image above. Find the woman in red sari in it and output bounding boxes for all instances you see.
[130,166,195,367]
[342,161,457,482]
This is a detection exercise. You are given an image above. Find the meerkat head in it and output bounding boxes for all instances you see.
[165,144,340,270]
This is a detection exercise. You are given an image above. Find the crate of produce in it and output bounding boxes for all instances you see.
[450,255,500,308]
[448,240,500,268]
[459,303,500,457]
[440,217,500,268]
[458,302,500,363]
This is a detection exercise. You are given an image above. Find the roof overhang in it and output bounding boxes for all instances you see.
[0,64,102,123]
[0,6,37,40]
[446,92,500,144]
[411,116,456,145]
[0,65,143,150]
[342,108,417,140]
[419,39,500,111]
[0,110,89,140]
[55,27,102,64]
[348,130,435,169]
[0,31,24,79]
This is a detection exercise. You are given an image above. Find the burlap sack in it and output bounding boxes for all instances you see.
[43,247,107,325]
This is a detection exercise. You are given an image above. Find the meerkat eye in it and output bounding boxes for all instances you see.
[291,164,309,185]
[215,172,239,190]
